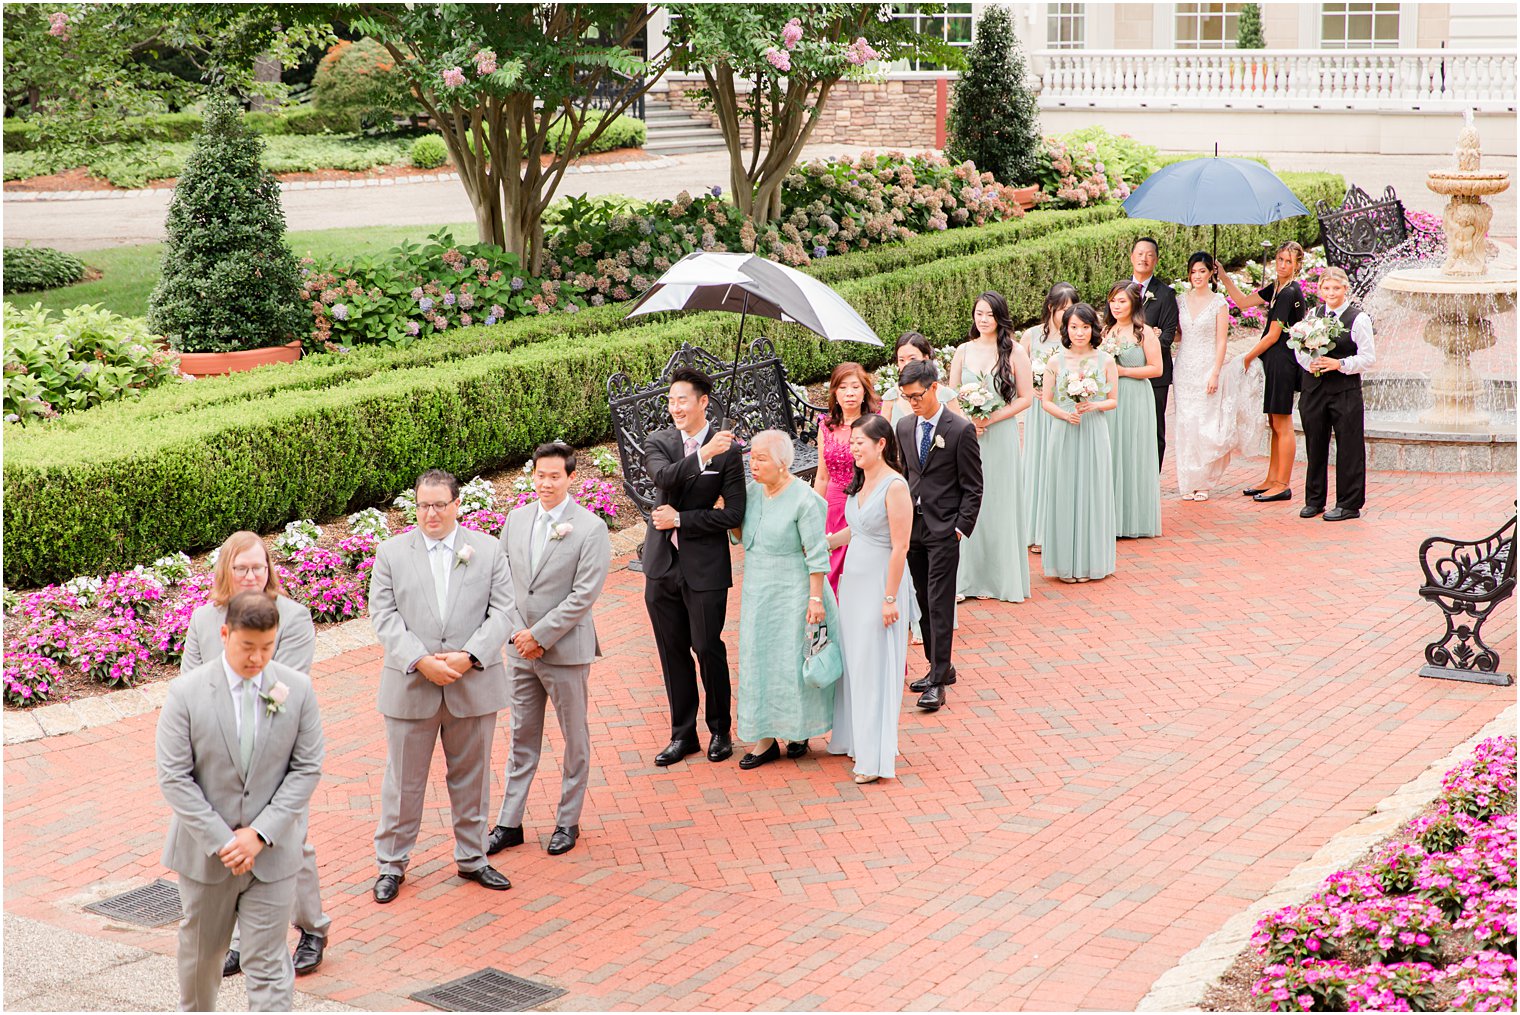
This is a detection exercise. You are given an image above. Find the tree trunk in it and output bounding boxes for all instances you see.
[248,52,281,112]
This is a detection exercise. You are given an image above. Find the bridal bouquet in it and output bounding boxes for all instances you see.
[957,379,1005,421]
[1064,360,1109,403]
[1287,315,1346,375]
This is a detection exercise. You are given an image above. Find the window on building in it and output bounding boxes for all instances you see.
[889,2,974,71]
[1174,2,1244,49]
[1046,3,1086,50]
[1320,2,1401,49]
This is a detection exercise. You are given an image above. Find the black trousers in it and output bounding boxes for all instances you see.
[644,569,732,744]
[1301,379,1366,512]
[1151,383,1170,470]
[907,521,960,687]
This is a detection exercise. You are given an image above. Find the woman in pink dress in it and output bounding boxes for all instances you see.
[814,361,880,593]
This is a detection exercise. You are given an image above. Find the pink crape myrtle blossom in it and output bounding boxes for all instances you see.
[442,66,466,88]
[764,47,791,73]
[781,17,802,50]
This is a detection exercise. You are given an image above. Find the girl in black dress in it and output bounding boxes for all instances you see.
[1216,241,1307,503]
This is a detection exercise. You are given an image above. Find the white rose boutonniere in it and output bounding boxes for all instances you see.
[933,435,946,450]
[454,543,474,569]
[550,522,574,541]
[261,681,290,717]
[1144,289,1155,303]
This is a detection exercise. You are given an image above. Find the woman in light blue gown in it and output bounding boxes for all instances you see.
[1102,280,1163,538]
[1022,283,1079,555]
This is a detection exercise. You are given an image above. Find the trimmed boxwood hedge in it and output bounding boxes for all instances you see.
[3,172,1342,584]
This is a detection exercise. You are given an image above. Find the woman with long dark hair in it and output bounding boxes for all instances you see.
[947,290,1034,602]
[813,362,880,593]
[1021,282,1078,554]
[826,414,914,784]
[1174,251,1255,500]
[1103,280,1163,538]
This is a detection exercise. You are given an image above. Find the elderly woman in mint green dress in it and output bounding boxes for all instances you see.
[732,430,839,770]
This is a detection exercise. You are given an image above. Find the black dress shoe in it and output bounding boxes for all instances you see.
[222,949,241,978]
[654,739,700,767]
[909,667,956,693]
[1242,486,1268,496]
[786,739,809,759]
[547,825,579,855]
[292,931,325,976]
[1253,488,1292,503]
[707,733,733,762]
[458,864,512,890]
[738,741,782,769]
[1324,507,1361,522]
[373,873,403,904]
[917,684,946,711]
[1300,505,1325,518]
[487,824,524,855]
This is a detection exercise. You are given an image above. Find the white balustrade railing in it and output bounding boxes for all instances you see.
[1035,50,1517,111]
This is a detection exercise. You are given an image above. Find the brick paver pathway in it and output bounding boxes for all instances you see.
[5,460,1513,1011]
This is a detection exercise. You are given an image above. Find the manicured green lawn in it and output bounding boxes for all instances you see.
[7,221,476,319]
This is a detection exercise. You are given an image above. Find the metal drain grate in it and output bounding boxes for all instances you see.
[83,879,183,927]
[412,968,566,1012]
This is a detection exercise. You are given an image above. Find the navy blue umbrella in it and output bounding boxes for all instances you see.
[1121,155,1310,260]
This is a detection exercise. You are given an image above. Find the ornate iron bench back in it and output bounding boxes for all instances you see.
[1420,514,1518,603]
[606,338,824,522]
[1315,184,1410,298]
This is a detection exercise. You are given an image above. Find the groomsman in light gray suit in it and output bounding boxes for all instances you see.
[369,468,515,904]
[156,592,325,1012]
[486,443,611,858]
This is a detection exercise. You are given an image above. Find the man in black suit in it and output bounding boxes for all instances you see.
[642,366,747,766]
[894,359,983,712]
[1131,235,1180,470]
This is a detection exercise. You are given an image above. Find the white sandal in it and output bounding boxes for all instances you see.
[1194,490,1209,501]
[1180,492,1196,501]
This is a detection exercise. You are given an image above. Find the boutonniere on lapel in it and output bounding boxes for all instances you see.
[454,544,474,569]
[933,435,945,450]
[1143,289,1155,304]
[261,681,290,717]
[550,522,574,541]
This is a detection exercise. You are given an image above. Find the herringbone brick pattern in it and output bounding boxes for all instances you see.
[4,459,1512,1011]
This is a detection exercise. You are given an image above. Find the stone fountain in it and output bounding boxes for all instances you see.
[1377,113,1517,432]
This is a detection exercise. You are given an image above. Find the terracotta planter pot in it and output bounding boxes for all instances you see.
[1010,184,1040,211]
[176,340,303,378]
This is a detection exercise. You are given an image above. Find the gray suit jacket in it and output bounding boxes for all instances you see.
[180,597,316,674]
[369,525,513,720]
[157,658,324,884]
[498,500,611,666]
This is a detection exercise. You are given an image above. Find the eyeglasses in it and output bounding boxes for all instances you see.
[900,389,932,405]
[417,501,457,514]
[231,565,268,577]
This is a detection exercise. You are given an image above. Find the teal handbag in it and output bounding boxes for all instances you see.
[802,621,843,690]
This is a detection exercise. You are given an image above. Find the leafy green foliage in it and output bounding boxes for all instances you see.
[945,4,1042,187]
[3,303,182,423]
[3,245,86,293]
[312,38,422,127]
[410,134,448,169]
[1238,4,1266,49]
[148,95,306,354]
[1061,125,1161,187]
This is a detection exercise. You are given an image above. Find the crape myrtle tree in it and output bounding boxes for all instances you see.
[348,3,672,273]
[665,3,960,233]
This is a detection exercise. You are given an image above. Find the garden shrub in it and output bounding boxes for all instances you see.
[312,38,421,128]
[147,95,307,354]
[2,171,1343,583]
[945,4,1042,187]
[271,106,364,136]
[3,118,39,151]
[410,134,448,169]
[3,303,182,423]
[542,113,646,154]
[1061,125,1161,187]
[3,244,87,293]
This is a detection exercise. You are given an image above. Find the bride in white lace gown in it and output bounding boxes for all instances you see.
[1174,253,1264,499]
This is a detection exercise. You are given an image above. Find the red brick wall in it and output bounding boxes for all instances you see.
[662,78,947,149]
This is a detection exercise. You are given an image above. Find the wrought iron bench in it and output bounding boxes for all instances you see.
[1418,512,1516,685]
[1315,184,1412,300]
[607,337,826,534]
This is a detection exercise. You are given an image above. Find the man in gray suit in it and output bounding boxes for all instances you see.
[486,443,611,858]
[369,468,514,903]
[156,592,325,1012]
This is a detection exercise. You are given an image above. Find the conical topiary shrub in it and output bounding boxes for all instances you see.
[149,94,306,354]
[945,4,1042,187]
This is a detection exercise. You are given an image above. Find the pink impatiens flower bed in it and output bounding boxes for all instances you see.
[1241,736,1517,1012]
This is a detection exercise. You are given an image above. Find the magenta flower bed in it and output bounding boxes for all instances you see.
[1249,736,1517,1012]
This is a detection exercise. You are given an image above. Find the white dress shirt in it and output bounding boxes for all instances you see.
[422,526,459,559]
[222,655,263,741]
[683,421,712,468]
[1296,302,1377,375]
[531,496,572,565]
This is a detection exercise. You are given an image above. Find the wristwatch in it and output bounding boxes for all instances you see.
[883,595,897,604]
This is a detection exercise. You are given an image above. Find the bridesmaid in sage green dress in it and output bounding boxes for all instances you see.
[951,291,1033,603]
[1040,303,1119,583]
[1021,283,1079,554]
[732,431,838,769]
[1102,280,1163,539]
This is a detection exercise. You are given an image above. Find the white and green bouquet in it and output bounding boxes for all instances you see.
[1030,347,1053,391]
[1063,359,1109,404]
[1100,329,1139,358]
[956,378,1005,421]
[873,360,900,398]
[1286,315,1346,375]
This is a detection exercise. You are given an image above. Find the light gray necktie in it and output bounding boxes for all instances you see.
[431,541,450,617]
[239,678,257,775]
[530,511,549,572]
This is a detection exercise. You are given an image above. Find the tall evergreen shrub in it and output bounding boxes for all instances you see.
[148,94,305,354]
[945,5,1042,186]
[1238,4,1266,48]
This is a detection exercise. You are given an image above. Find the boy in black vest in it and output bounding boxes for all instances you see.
[1297,267,1376,521]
